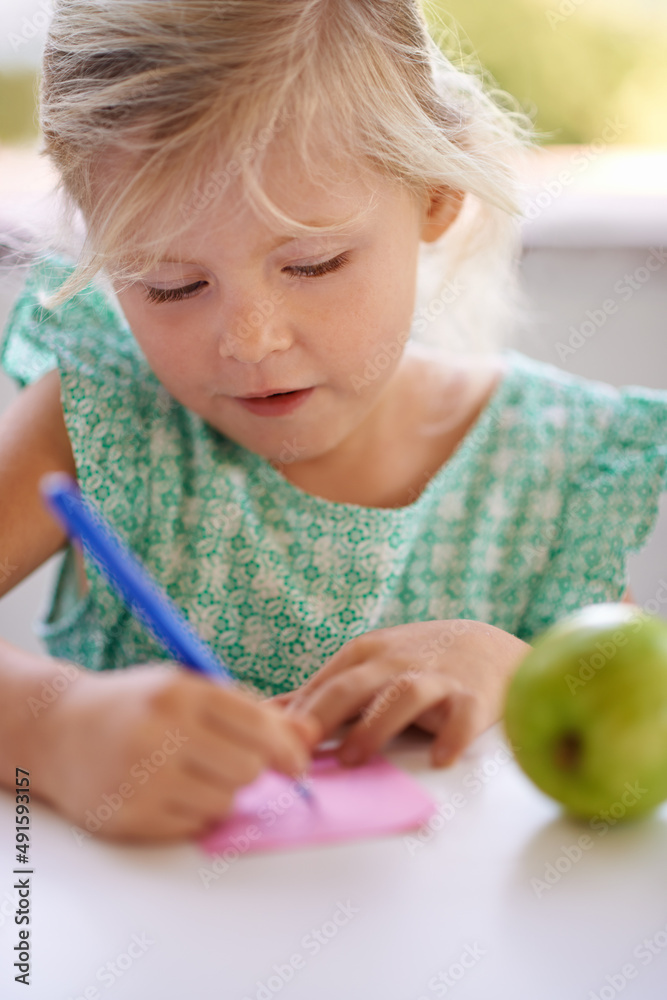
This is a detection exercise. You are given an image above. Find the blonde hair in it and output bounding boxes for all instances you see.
[10,0,539,353]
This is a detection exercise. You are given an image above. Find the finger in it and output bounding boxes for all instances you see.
[202,682,281,742]
[180,728,266,789]
[286,662,393,739]
[336,671,456,765]
[430,690,480,767]
[256,709,315,779]
[285,713,323,750]
[286,633,373,703]
[412,703,447,736]
[100,808,209,845]
[199,685,311,774]
[93,768,236,843]
[160,769,237,826]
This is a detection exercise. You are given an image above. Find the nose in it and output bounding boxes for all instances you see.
[218,291,293,364]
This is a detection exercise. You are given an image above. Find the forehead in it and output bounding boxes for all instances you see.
[95,127,421,273]
[184,138,399,238]
[159,141,419,268]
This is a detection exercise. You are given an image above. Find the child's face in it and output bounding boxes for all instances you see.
[111,141,452,466]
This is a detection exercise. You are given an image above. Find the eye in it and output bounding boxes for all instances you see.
[283,252,351,279]
[140,252,351,303]
[142,280,208,304]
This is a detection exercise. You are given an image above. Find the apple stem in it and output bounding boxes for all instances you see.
[554,731,582,771]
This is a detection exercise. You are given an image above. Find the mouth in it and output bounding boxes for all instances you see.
[239,388,307,399]
[234,386,315,417]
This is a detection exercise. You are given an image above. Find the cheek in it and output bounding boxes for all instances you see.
[133,327,179,381]
[119,299,203,384]
[336,256,417,373]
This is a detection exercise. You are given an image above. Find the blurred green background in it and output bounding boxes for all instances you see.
[0,69,38,145]
[1,0,666,145]
[425,0,667,145]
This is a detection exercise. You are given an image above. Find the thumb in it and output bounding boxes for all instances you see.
[286,712,323,751]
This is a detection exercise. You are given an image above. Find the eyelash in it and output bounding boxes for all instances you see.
[142,252,351,304]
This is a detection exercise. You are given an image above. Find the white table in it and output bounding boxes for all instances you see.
[1,722,666,1000]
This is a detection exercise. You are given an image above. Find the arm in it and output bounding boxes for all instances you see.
[0,368,78,792]
[0,367,74,598]
[0,638,79,791]
[0,372,318,841]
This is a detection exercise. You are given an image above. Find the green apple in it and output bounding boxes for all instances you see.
[504,602,667,820]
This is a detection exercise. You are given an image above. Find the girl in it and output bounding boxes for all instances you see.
[1,0,665,844]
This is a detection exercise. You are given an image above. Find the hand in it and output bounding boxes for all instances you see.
[281,620,530,768]
[35,661,321,844]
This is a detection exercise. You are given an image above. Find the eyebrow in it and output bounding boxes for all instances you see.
[266,228,344,253]
[153,225,354,266]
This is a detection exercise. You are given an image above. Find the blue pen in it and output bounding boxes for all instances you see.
[39,471,312,802]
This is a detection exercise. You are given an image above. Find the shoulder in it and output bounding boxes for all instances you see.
[2,251,152,390]
[499,351,667,552]
[496,350,667,459]
[412,345,667,466]
[431,347,667,526]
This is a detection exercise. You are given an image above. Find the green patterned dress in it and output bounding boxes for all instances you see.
[2,253,666,695]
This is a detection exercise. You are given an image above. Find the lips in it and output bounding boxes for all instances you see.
[235,386,315,417]
[239,388,306,399]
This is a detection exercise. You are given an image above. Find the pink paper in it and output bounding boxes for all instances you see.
[199,752,436,855]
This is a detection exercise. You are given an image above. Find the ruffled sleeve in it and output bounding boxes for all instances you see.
[1,259,60,388]
[516,382,667,644]
[1,252,146,389]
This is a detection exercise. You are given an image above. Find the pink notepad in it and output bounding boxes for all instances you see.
[199,753,436,855]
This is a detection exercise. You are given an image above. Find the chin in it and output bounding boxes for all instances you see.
[232,423,350,467]
[263,432,345,467]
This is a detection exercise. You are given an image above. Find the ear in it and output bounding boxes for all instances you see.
[420,186,466,244]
